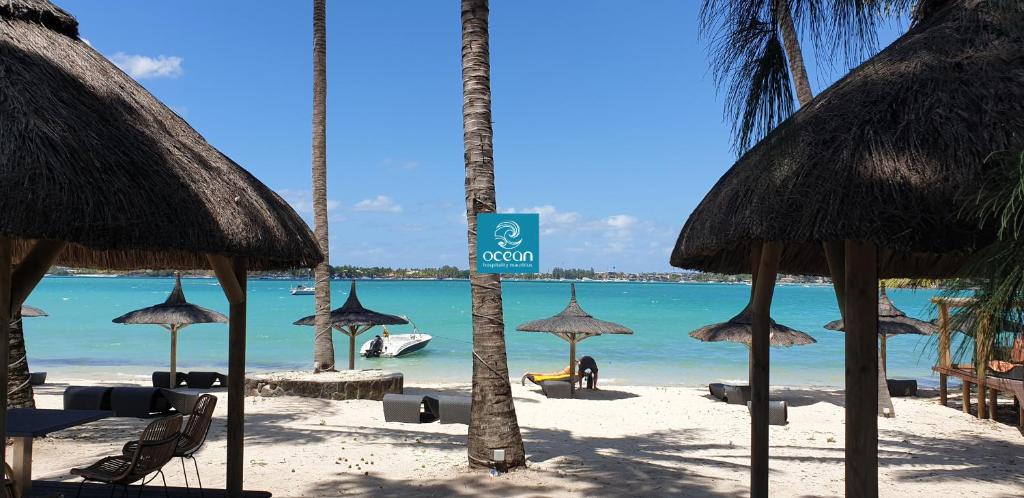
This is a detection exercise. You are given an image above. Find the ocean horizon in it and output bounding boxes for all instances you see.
[25,276,948,388]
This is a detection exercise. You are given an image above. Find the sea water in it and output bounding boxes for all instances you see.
[23,277,946,387]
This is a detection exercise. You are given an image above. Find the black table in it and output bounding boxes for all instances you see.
[6,408,111,497]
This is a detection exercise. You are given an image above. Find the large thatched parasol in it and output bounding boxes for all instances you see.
[0,1,321,494]
[690,308,815,347]
[113,274,227,388]
[294,281,407,370]
[824,286,937,373]
[669,1,1023,494]
[516,284,633,387]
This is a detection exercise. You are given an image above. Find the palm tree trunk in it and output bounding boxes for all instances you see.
[461,0,526,471]
[8,315,34,408]
[776,1,814,106]
[312,0,335,372]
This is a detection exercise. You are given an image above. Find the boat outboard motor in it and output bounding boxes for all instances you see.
[366,335,384,358]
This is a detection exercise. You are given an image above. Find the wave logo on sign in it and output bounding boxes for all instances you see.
[477,213,539,274]
[494,220,523,250]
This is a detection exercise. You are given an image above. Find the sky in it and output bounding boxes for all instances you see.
[61,1,907,272]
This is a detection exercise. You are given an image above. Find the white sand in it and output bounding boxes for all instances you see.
[17,377,1024,497]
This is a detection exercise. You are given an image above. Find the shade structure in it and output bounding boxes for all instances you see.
[690,306,816,348]
[113,274,227,388]
[20,305,46,318]
[516,284,633,387]
[0,2,321,496]
[294,281,408,370]
[669,1,1023,495]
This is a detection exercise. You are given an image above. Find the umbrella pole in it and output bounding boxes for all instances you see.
[750,242,780,498]
[880,335,887,374]
[844,241,879,498]
[170,325,178,389]
[569,337,577,392]
[348,326,357,370]
[0,240,11,485]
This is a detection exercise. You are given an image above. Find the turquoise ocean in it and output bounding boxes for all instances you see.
[23,277,947,387]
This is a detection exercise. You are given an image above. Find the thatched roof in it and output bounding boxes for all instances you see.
[824,288,938,336]
[21,305,46,317]
[689,306,816,347]
[293,281,408,328]
[112,274,226,326]
[0,0,321,270]
[670,0,1024,278]
[516,284,633,337]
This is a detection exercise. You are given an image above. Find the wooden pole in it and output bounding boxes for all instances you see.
[349,327,356,370]
[938,303,950,406]
[976,313,990,420]
[963,380,971,414]
[844,240,878,498]
[879,335,887,374]
[170,325,178,389]
[0,239,12,482]
[10,240,65,307]
[209,255,247,498]
[750,242,780,498]
[988,389,998,420]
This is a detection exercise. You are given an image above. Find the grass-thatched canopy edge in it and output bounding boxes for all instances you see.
[670,0,1023,278]
[0,0,321,271]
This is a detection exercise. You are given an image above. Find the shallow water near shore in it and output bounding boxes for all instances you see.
[24,276,946,387]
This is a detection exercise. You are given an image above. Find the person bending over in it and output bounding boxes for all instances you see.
[578,355,599,390]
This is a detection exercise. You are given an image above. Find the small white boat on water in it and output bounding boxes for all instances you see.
[290,285,315,295]
[360,321,431,358]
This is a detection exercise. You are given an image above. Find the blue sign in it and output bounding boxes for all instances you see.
[476,213,540,274]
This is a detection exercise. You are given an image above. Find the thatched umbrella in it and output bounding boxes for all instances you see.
[669,1,1023,494]
[294,281,407,370]
[0,1,321,494]
[691,305,816,386]
[516,284,633,387]
[112,274,227,388]
[824,286,937,373]
[20,305,46,318]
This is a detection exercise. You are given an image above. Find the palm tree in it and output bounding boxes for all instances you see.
[701,0,904,415]
[311,0,335,372]
[8,316,33,408]
[460,0,526,471]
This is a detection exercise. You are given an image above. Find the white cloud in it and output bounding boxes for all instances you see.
[110,52,183,79]
[503,205,581,234]
[353,195,403,213]
[277,189,341,214]
[604,214,638,230]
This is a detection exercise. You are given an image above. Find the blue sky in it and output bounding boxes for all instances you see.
[62,1,906,272]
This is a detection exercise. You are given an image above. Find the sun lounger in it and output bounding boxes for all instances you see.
[724,385,751,405]
[159,389,200,415]
[28,372,46,386]
[540,380,573,399]
[186,371,228,389]
[990,364,1024,381]
[63,386,113,411]
[886,379,918,397]
[110,387,173,418]
[435,395,471,424]
[708,383,728,400]
[747,400,788,425]
[382,394,439,423]
[152,371,187,388]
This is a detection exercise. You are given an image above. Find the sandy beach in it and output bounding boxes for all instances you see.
[17,376,1023,498]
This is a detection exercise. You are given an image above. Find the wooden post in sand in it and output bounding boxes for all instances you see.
[938,303,950,406]
[750,242,780,497]
[210,255,247,498]
[844,241,878,498]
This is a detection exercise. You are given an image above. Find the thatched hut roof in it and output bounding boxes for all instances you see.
[670,0,1023,278]
[690,306,816,347]
[824,288,938,336]
[112,274,226,326]
[0,0,320,270]
[294,281,408,328]
[516,284,633,337]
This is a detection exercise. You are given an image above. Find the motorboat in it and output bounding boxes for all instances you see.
[360,320,431,358]
[290,285,315,295]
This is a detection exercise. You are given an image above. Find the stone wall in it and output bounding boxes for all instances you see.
[245,371,403,401]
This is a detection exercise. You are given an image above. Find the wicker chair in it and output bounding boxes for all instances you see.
[124,394,217,497]
[71,414,182,497]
